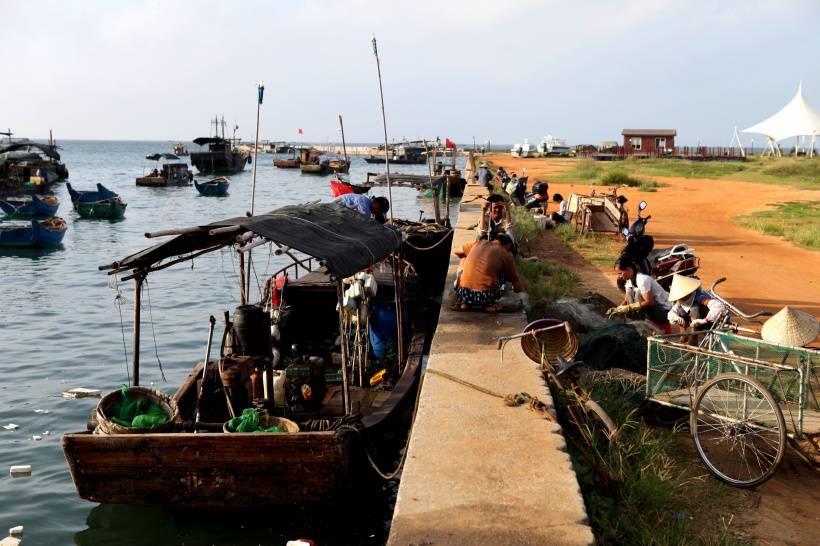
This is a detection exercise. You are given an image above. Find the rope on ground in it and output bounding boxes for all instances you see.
[425,368,557,422]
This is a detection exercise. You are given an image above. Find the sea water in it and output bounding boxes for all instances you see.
[0,140,463,545]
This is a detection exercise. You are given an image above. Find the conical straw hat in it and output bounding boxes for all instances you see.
[761,306,819,347]
[668,274,701,302]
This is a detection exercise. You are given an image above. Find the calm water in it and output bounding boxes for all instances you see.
[0,140,462,545]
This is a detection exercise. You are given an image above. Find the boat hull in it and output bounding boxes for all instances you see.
[0,194,59,218]
[190,151,250,175]
[76,199,127,219]
[0,219,66,247]
[61,431,356,508]
[273,159,300,168]
[194,179,230,196]
[300,163,330,175]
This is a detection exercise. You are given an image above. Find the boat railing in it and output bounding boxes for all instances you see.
[269,255,316,280]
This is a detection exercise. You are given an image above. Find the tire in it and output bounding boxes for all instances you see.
[690,373,786,487]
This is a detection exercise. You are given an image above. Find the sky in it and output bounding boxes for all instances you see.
[2,0,819,146]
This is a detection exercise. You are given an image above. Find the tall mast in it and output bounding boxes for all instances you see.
[338,114,348,164]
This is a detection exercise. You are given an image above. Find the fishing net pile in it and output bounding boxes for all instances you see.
[109,385,170,428]
[225,408,284,433]
[576,323,647,374]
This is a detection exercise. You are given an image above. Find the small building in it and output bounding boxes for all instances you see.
[621,129,676,155]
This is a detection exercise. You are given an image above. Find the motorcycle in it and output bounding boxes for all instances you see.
[618,200,699,291]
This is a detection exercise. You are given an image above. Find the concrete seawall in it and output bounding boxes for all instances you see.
[387,183,593,545]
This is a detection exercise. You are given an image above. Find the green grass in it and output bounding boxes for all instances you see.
[734,200,820,251]
[560,157,820,190]
[510,206,541,253]
[516,257,580,320]
[554,375,750,545]
[553,223,622,267]
[560,163,665,192]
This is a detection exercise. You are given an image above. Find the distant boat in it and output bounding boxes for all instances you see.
[171,143,189,156]
[0,217,67,247]
[194,177,230,196]
[273,149,300,169]
[190,117,250,175]
[364,144,426,165]
[325,157,350,174]
[0,194,60,218]
[298,148,331,175]
[510,139,535,158]
[136,154,193,187]
[67,183,127,219]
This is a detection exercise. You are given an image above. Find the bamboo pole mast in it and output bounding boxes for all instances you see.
[371,34,393,223]
[246,82,264,300]
[339,114,349,165]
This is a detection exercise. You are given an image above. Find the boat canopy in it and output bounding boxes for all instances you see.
[192,137,228,146]
[0,142,61,161]
[102,202,402,278]
[145,153,180,161]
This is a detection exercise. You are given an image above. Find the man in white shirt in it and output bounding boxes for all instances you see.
[549,193,571,224]
[609,256,672,331]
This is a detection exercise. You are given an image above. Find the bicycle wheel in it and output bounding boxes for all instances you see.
[691,373,786,487]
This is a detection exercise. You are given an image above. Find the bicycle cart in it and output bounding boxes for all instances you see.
[645,281,819,487]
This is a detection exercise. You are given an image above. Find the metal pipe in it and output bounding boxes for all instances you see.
[195,315,216,430]
[247,82,264,302]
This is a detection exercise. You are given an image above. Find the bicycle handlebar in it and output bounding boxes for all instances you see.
[708,277,772,320]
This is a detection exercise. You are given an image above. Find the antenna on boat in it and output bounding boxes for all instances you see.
[246,81,265,298]
[371,33,393,223]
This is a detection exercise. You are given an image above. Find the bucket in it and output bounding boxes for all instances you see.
[232,305,271,357]
[95,386,178,435]
[222,414,300,433]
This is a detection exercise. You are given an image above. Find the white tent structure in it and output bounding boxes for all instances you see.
[742,82,820,157]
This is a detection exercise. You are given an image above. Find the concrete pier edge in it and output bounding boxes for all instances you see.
[387,179,593,545]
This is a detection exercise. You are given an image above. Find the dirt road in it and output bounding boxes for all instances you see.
[488,156,820,316]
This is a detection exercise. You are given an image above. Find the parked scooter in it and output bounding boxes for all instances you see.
[524,181,549,211]
[618,201,699,290]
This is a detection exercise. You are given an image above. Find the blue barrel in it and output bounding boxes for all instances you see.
[369,304,398,359]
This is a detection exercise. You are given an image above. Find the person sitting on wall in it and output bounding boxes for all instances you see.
[609,256,672,333]
[496,166,510,185]
[453,233,522,313]
[549,193,571,224]
[478,194,515,243]
[333,193,390,223]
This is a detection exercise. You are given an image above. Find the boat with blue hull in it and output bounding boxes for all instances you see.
[0,216,67,247]
[67,183,127,219]
[194,177,230,196]
[0,194,60,218]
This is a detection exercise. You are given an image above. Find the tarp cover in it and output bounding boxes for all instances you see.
[193,137,227,146]
[145,153,180,161]
[0,142,61,161]
[107,202,402,277]
[743,83,820,141]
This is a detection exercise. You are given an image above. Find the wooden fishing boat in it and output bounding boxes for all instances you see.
[300,162,331,175]
[0,216,67,247]
[62,203,453,508]
[136,154,193,187]
[0,194,60,218]
[190,118,250,175]
[325,158,350,174]
[273,149,301,168]
[67,183,127,219]
[194,177,230,196]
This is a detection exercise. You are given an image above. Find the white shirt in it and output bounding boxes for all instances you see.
[559,199,570,220]
[626,273,671,310]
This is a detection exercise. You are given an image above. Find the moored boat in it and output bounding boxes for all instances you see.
[136,154,193,187]
[61,203,453,508]
[67,183,127,219]
[0,194,60,218]
[0,216,67,247]
[190,117,250,175]
[194,177,230,196]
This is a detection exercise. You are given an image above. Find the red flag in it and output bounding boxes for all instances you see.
[330,179,355,197]
[297,128,303,135]
[445,138,456,149]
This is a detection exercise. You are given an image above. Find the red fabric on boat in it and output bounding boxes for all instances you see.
[330,180,355,197]
[271,276,288,306]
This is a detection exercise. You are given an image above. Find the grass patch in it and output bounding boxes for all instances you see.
[516,257,580,320]
[555,375,750,545]
[734,200,820,251]
[510,206,541,253]
[553,223,622,267]
[560,157,819,190]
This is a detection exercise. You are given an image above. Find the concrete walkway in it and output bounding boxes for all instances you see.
[387,184,593,545]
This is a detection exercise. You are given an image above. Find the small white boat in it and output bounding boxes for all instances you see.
[510,139,535,158]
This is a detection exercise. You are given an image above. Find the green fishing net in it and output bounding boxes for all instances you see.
[109,385,170,428]
[576,323,647,374]
[225,408,283,433]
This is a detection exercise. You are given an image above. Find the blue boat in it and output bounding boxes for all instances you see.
[67,183,127,219]
[194,177,230,196]
[0,194,60,218]
[0,217,67,247]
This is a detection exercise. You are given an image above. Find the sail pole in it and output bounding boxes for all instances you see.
[371,33,393,223]
[246,82,264,300]
[338,114,349,165]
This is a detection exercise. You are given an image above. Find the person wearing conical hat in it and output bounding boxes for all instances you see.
[761,307,819,347]
[666,274,727,340]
